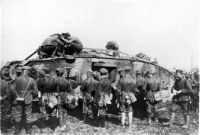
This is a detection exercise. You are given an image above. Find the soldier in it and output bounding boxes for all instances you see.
[185,73,198,111]
[164,70,194,128]
[145,71,160,124]
[80,69,99,125]
[11,66,38,134]
[134,70,146,119]
[118,67,137,127]
[38,33,66,58]
[96,68,112,128]
[55,68,70,131]
[0,77,12,132]
[62,33,83,57]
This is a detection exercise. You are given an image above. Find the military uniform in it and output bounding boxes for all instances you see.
[80,70,99,124]
[64,36,83,56]
[38,34,65,58]
[56,68,70,129]
[11,73,38,134]
[96,68,111,127]
[170,78,193,115]
[0,79,12,132]
[118,67,136,126]
[119,73,136,113]
[165,70,194,128]
[145,74,160,124]
[134,71,146,118]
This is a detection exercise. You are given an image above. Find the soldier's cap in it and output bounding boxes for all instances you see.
[69,68,79,77]
[136,70,141,75]
[42,68,51,74]
[100,68,108,75]
[29,67,37,73]
[145,71,154,77]
[176,69,183,75]
[61,32,71,38]
[87,69,94,74]
[124,66,131,71]
[118,67,125,72]
[38,69,46,77]
[56,68,64,75]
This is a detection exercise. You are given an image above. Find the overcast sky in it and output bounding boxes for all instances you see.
[1,0,199,71]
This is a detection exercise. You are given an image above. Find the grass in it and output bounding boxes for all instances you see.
[1,110,199,135]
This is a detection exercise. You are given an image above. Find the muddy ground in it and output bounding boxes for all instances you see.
[1,107,199,135]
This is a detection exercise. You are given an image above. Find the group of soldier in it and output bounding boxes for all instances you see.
[38,32,83,59]
[0,32,199,134]
[0,63,199,134]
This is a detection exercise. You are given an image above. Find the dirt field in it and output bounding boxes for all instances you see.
[2,109,199,135]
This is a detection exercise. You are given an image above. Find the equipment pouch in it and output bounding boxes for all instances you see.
[16,97,25,101]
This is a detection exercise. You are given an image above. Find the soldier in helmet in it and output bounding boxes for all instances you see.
[80,69,99,124]
[10,66,38,134]
[96,68,112,128]
[163,70,194,128]
[145,71,160,124]
[118,67,137,128]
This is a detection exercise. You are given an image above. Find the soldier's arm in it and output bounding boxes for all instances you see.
[181,80,194,94]
[80,81,87,93]
[157,82,161,91]
[31,79,38,96]
[131,80,137,94]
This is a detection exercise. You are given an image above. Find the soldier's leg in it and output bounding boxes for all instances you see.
[57,105,64,127]
[146,103,152,124]
[62,105,68,125]
[25,103,34,134]
[128,105,133,126]
[12,104,23,135]
[181,102,190,128]
[128,111,133,126]
[120,104,126,127]
[59,105,68,131]
[100,106,106,128]
[121,112,126,127]
[163,103,180,126]
[153,104,158,123]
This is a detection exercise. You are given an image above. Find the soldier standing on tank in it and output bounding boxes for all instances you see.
[96,68,112,128]
[163,70,194,128]
[145,71,160,124]
[80,70,99,125]
[11,66,38,134]
[118,67,137,128]
[55,68,70,131]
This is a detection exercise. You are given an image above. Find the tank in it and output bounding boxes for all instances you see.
[1,47,175,111]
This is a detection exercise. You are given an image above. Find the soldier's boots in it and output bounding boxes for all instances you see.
[147,114,152,125]
[128,112,133,126]
[14,122,21,135]
[25,123,32,134]
[162,112,175,127]
[182,115,189,128]
[121,112,126,127]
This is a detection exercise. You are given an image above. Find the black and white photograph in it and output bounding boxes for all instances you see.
[0,0,199,134]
